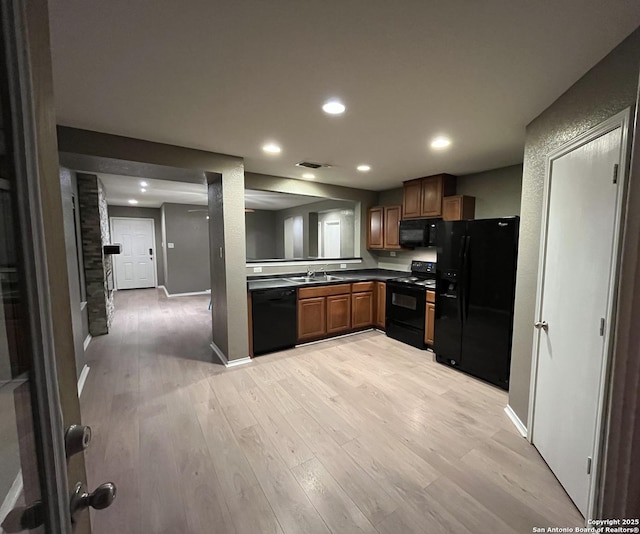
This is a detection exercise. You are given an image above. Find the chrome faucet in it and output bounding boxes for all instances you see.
[306,266,315,278]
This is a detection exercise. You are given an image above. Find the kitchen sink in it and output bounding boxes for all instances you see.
[285,274,345,284]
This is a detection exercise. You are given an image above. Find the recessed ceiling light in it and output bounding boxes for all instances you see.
[357,164,371,172]
[262,143,281,154]
[302,173,315,180]
[128,199,138,205]
[206,216,210,220]
[140,188,147,193]
[431,136,451,149]
[140,181,148,187]
[322,99,346,115]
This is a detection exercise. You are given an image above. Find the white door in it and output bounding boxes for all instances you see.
[111,218,156,289]
[531,122,626,516]
[323,220,341,258]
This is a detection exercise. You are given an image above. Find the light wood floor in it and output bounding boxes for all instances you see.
[81,288,582,534]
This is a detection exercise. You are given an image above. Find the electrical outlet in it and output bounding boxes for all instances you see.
[253,266,263,273]
[168,243,175,249]
[340,263,347,269]
[390,251,397,257]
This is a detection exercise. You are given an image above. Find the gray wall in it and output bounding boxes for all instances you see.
[161,202,210,294]
[456,164,522,219]
[318,208,356,258]
[108,205,165,286]
[59,167,86,378]
[375,164,523,270]
[509,29,640,424]
[245,172,378,275]
[245,209,277,260]
[274,199,356,259]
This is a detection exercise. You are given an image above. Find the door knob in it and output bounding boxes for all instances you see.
[70,482,116,523]
[534,321,548,330]
[65,424,92,458]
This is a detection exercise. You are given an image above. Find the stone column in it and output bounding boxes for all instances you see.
[77,173,113,335]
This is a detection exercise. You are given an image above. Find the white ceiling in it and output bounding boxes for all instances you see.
[49,1,640,191]
[101,173,326,210]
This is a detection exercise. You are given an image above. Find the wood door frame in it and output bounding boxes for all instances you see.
[527,108,631,521]
[2,0,80,531]
[109,216,158,290]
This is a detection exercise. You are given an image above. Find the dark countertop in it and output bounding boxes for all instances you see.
[246,269,408,292]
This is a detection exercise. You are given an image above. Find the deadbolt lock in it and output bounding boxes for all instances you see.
[64,424,92,459]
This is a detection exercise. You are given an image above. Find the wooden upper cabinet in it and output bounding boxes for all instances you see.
[442,195,476,221]
[367,206,402,250]
[375,282,386,329]
[298,296,326,341]
[403,174,456,219]
[383,206,402,249]
[367,207,384,249]
[352,291,374,329]
[326,294,351,335]
[402,180,423,219]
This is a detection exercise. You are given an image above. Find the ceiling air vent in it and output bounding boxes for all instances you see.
[296,161,331,169]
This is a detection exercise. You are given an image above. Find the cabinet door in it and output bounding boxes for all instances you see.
[420,176,443,217]
[443,195,476,221]
[402,179,422,219]
[298,297,326,341]
[352,292,374,329]
[367,207,384,249]
[383,206,402,249]
[442,196,461,221]
[425,302,435,345]
[375,282,386,329]
[326,294,351,335]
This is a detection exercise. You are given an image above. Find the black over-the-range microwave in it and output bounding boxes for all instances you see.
[398,218,439,248]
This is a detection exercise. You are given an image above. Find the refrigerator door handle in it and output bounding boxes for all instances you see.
[463,236,471,319]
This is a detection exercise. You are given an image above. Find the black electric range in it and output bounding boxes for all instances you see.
[386,261,436,349]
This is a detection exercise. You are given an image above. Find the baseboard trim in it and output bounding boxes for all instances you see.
[83,334,92,351]
[296,328,375,348]
[504,404,528,438]
[0,470,23,525]
[209,342,252,368]
[77,365,90,397]
[160,285,210,298]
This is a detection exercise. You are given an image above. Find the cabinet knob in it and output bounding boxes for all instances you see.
[534,321,548,330]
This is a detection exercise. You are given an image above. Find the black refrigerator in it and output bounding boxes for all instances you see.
[434,217,519,390]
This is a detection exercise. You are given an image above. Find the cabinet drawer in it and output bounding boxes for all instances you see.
[426,290,435,303]
[351,281,374,293]
[298,284,351,299]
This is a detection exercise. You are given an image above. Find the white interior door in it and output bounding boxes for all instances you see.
[531,124,624,516]
[111,218,156,289]
[323,220,341,258]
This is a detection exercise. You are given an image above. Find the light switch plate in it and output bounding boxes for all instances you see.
[168,243,175,249]
[340,263,347,269]
[253,267,262,273]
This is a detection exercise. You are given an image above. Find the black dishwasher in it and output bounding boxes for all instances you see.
[251,288,297,355]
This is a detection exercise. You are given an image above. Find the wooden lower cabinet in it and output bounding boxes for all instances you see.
[425,290,436,346]
[352,291,374,329]
[375,282,386,329]
[326,294,351,335]
[298,296,326,341]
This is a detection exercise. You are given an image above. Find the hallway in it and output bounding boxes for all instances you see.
[80,289,582,533]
